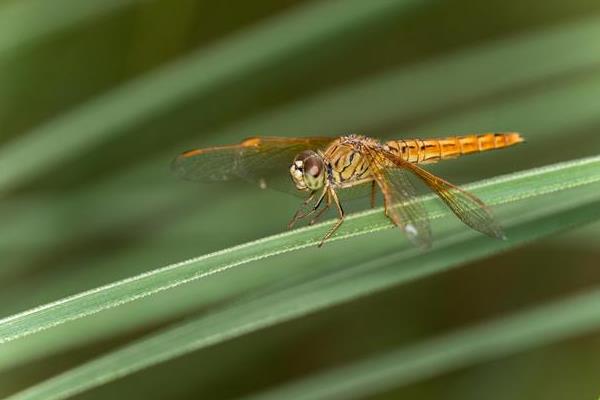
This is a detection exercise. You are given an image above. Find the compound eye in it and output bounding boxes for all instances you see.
[303,156,323,178]
[294,150,314,163]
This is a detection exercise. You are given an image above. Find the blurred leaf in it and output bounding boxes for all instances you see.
[240,286,600,400]
[3,2,600,399]
[4,14,600,282]
[0,0,141,56]
[0,0,418,194]
[2,155,600,399]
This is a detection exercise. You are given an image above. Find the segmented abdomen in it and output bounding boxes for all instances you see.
[386,132,523,164]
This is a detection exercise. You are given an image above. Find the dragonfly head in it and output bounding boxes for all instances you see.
[290,150,326,191]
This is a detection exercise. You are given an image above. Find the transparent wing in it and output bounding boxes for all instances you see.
[171,136,334,195]
[364,146,433,248]
[381,150,505,240]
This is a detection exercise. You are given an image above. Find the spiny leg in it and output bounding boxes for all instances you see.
[318,188,345,247]
[288,189,326,229]
[370,180,377,208]
[288,190,315,229]
[382,188,389,218]
[309,191,332,225]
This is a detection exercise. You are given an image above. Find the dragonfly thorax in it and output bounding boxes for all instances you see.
[289,150,326,191]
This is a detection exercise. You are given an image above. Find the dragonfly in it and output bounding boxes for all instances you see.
[172,133,524,248]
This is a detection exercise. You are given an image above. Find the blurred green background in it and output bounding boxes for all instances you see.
[1,0,599,399]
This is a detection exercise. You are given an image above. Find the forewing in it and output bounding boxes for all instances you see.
[382,151,505,240]
[364,146,433,248]
[171,136,334,194]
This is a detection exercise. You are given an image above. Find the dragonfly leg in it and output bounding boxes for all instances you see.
[382,191,389,217]
[288,191,316,228]
[370,181,377,208]
[318,188,345,247]
[288,189,326,229]
[309,191,332,225]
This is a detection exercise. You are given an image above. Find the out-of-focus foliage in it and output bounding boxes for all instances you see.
[0,1,599,399]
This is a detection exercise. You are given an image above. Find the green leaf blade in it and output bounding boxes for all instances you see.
[2,156,600,400]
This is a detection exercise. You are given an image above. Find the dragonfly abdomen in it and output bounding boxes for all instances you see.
[386,132,523,164]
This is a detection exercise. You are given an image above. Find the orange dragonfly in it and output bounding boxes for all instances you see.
[172,133,524,247]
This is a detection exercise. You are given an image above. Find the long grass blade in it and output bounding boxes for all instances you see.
[4,175,600,400]
[0,156,598,366]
